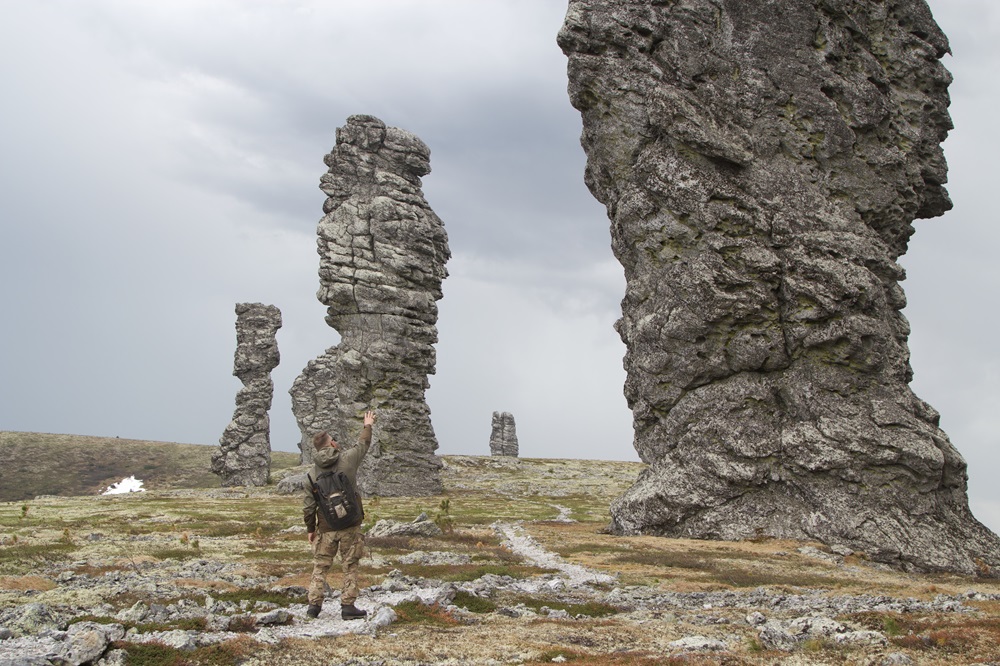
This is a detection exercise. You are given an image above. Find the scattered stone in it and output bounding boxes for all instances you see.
[489,411,519,457]
[136,629,199,650]
[397,551,472,566]
[96,649,128,666]
[369,606,397,630]
[833,629,887,646]
[559,0,1000,575]
[66,621,125,665]
[754,614,888,652]
[745,611,766,626]
[549,504,575,523]
[757,624,799,652]
[275,470,308,495]
[0,603,62,638]
[115,601,149,624]
[668,636,728,652]
[255,609,291,626]
[290,114,450,496]
[367,514,442,538]
[880,653,915,666]
[0,621,123,666]
[211,303,281,487]
[798,546,843,565]
[786,616,846,639]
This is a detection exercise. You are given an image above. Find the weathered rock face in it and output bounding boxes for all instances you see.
[212,303,281,487]
[490,411,519,457]
[290,115,449,496]
[559,0,1000,573]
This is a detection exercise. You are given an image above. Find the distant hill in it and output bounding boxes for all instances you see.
[0,431,302,502]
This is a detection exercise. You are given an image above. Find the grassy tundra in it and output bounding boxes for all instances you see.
[3,431,1000,664]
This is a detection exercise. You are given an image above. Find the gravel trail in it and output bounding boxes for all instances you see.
[493,521,614,586]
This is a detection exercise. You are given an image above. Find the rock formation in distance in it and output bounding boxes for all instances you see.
[211,303,281,487]
[489,411,519,457]
[559,0,1000,574]
[290,115,450,496]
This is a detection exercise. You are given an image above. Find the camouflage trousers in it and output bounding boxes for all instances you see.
[308,524,365,606]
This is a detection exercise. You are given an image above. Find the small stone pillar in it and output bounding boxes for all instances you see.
[212,303,281,486]
[489,411,519,457]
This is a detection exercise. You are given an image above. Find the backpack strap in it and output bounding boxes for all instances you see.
[306,472,319,499]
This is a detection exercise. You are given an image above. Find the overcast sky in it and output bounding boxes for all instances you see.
[2,1,998,532]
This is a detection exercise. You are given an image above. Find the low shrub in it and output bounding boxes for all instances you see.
[207,587,307,606]
[392,600,461,626]
[509,595,618,618]
[452,590,496,613]
[365,535,413,552]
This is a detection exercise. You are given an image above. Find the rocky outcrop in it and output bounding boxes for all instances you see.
[212,303,281,487]
[290,115,449,496]
[489,411,519,457]
[559,0,1000,573]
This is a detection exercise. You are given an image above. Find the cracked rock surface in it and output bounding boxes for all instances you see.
[290,115,450,496]
[558,0,1000,573]
[211,303,281,487]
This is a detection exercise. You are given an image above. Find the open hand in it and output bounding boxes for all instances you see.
[363,410,376,426]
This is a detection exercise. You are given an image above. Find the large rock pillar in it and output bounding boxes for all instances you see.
[559,0,1000,573]
[212,302,281,487]
[290,115,450,496]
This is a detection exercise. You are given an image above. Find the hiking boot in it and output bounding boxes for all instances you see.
[341,604,368,620]
[306,604,322,619]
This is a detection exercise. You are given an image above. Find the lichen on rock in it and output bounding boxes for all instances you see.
[559,0,1000,573]
[211,302,281,487]
[290,115,450,496]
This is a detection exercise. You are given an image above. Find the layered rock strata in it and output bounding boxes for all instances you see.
[559,0,1000,573]
[490,411,519,457]
[212,303,281,487]
[290,115,449,496]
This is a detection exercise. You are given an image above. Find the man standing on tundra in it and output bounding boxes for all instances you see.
[303,410,376,620]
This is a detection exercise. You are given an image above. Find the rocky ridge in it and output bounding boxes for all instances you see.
[211,303,281,487]
[289,115,450,496]
[558,0,1000,574]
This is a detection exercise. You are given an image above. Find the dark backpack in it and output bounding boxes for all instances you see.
[309,470,363,530]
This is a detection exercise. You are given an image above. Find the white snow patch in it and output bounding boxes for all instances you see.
[102,476,145,495]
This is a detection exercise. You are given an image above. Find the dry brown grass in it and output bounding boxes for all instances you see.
[0,575,55,591]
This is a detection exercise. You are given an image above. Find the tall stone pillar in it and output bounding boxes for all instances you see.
[212,302,281,487]
[559,0,1000,573]
[489,411,519,457]
[290,115,450,496]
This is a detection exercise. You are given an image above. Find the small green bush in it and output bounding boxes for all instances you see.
[509,595,618,618]
[207,587,307,607]
[452,590,496,613]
